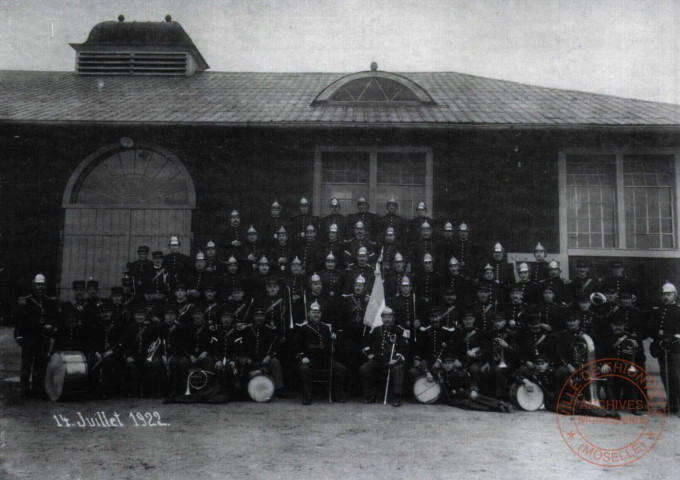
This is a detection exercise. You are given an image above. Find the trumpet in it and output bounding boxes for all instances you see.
[589,292,607,306]
[146,337,162,363]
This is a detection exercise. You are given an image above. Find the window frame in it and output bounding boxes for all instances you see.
[313,146,433,218]
[559,147,680,258]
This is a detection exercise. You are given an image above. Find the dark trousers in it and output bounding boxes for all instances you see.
[299,360,346,401]
[168,356,190,396]
[359,359,405,398]
[125,357,163,395]
[20,341,48,395]
[659,351,680,412]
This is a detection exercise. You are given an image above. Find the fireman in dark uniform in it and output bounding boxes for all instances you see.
[384,252,408,299]
[444,256,471,308]
[260,200,288,249]
[283,257,306,324]
[535,285,565,333]
[529,242,550,283]
[160,304,190,398]
[163,236,191,291]
[540,260,569,305]
[471,284,498,333]
[272,226,293,274]
[410,306,454,386]
[129,246,153,297]
[344,246,375,293]
[344,221,378,266]
[14,274,59,397]
[339,275,370,386]
[212,309,240,399]
[222,209,244,260]
[61,280,88,324]
[388,275,421,345]
[451,310,487,387]
[598,315,644,414]
[516,313,559,379]
[478,263,504,308]
[297,223,323,275]
[505,283,529,331]
[91,301,125,397]
[438,353,513,412]
[346,196,379,240]
[359,308,410,406]
[513,262,541,306]
[483,312,517,399]
[186,251,214,301]
[451,223,478,276]
[123,305,162,397]
[407,201,434,245]
[600,260,637,299]
[569,259,597,304]
[296,301,346,404]
[320,198,346,242]
[187,309,216,374]
[414,253,443,312]
[205,240,221,274]
[221,255,245,299]
[435,222,456,272]
[241,226,266,272]
[322,223,345,271]
[379,196,407,242]
[241,306,286,396]
[145,251,170,301]
[199,282,222,327]
[409,221,437,273]
[380,227,403,275]
[486,242,514,288]
[650,282,680,414]
[291,197,319,245]
[320,252,345,302]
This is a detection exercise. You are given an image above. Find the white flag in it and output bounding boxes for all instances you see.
[363,261,385,330]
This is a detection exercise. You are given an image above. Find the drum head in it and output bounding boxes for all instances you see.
[45,353,67,402]
[248,375,275,402]
[413,376,441,404]
[511,381,544,411]
[44,352,88,402]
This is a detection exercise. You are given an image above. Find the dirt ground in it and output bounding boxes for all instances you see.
[0,327,677,480]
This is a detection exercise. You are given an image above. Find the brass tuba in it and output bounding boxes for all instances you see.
[571,331,600,406]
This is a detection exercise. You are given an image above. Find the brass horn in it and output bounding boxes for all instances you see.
[184,368,214,395]
[493,337,508,369]
[589,292,607,306]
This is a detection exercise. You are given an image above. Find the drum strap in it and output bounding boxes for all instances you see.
[534,334,546,347]
[612,334,628,349]
[152,268,166,283]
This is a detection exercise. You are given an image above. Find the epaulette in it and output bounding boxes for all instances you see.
[295,322,307,327]
[265,324,277,331]
[341,294,353,298]
[420,325,431,331]
[442,326,456,332]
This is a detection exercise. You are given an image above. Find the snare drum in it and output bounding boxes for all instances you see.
[510,380,544,411]
[44,351,89,402]
[248,374,275,402]
[413,375,441,404]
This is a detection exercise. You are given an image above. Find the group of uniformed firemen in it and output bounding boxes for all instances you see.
[13,196,680,414]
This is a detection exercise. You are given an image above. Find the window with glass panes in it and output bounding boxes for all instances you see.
[565,152,676,251]
[316,148,432,218]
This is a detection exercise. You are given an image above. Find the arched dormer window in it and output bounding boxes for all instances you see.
[312,63,435,106]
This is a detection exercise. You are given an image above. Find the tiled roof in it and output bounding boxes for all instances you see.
[1,70,680,126]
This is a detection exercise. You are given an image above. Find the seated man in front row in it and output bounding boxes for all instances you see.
[359,308,410,407]
[296,301,347,405]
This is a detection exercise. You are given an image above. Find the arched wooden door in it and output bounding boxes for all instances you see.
[60,143,196,300]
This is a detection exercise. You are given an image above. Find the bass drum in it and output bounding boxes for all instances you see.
[44,351,88,402]
[248,374,275,402]
[413,375,441,404]
[510,380,544,411]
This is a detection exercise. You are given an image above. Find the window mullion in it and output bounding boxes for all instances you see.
[616,153,627,249]
[369,151,378,213]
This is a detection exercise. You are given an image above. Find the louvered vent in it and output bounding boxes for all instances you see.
[77,51,188,76]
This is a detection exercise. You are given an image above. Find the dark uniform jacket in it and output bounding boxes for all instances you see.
[124,321,161,359]
[417,324,454,367]
[362,324,410,363]
[14,293,60,345]
[241,323,278,362]
[451,327,488,364]
[516,330,559,364]
[295,320,334,364]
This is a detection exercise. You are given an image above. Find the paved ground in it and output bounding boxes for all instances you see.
[0,327,677,480]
